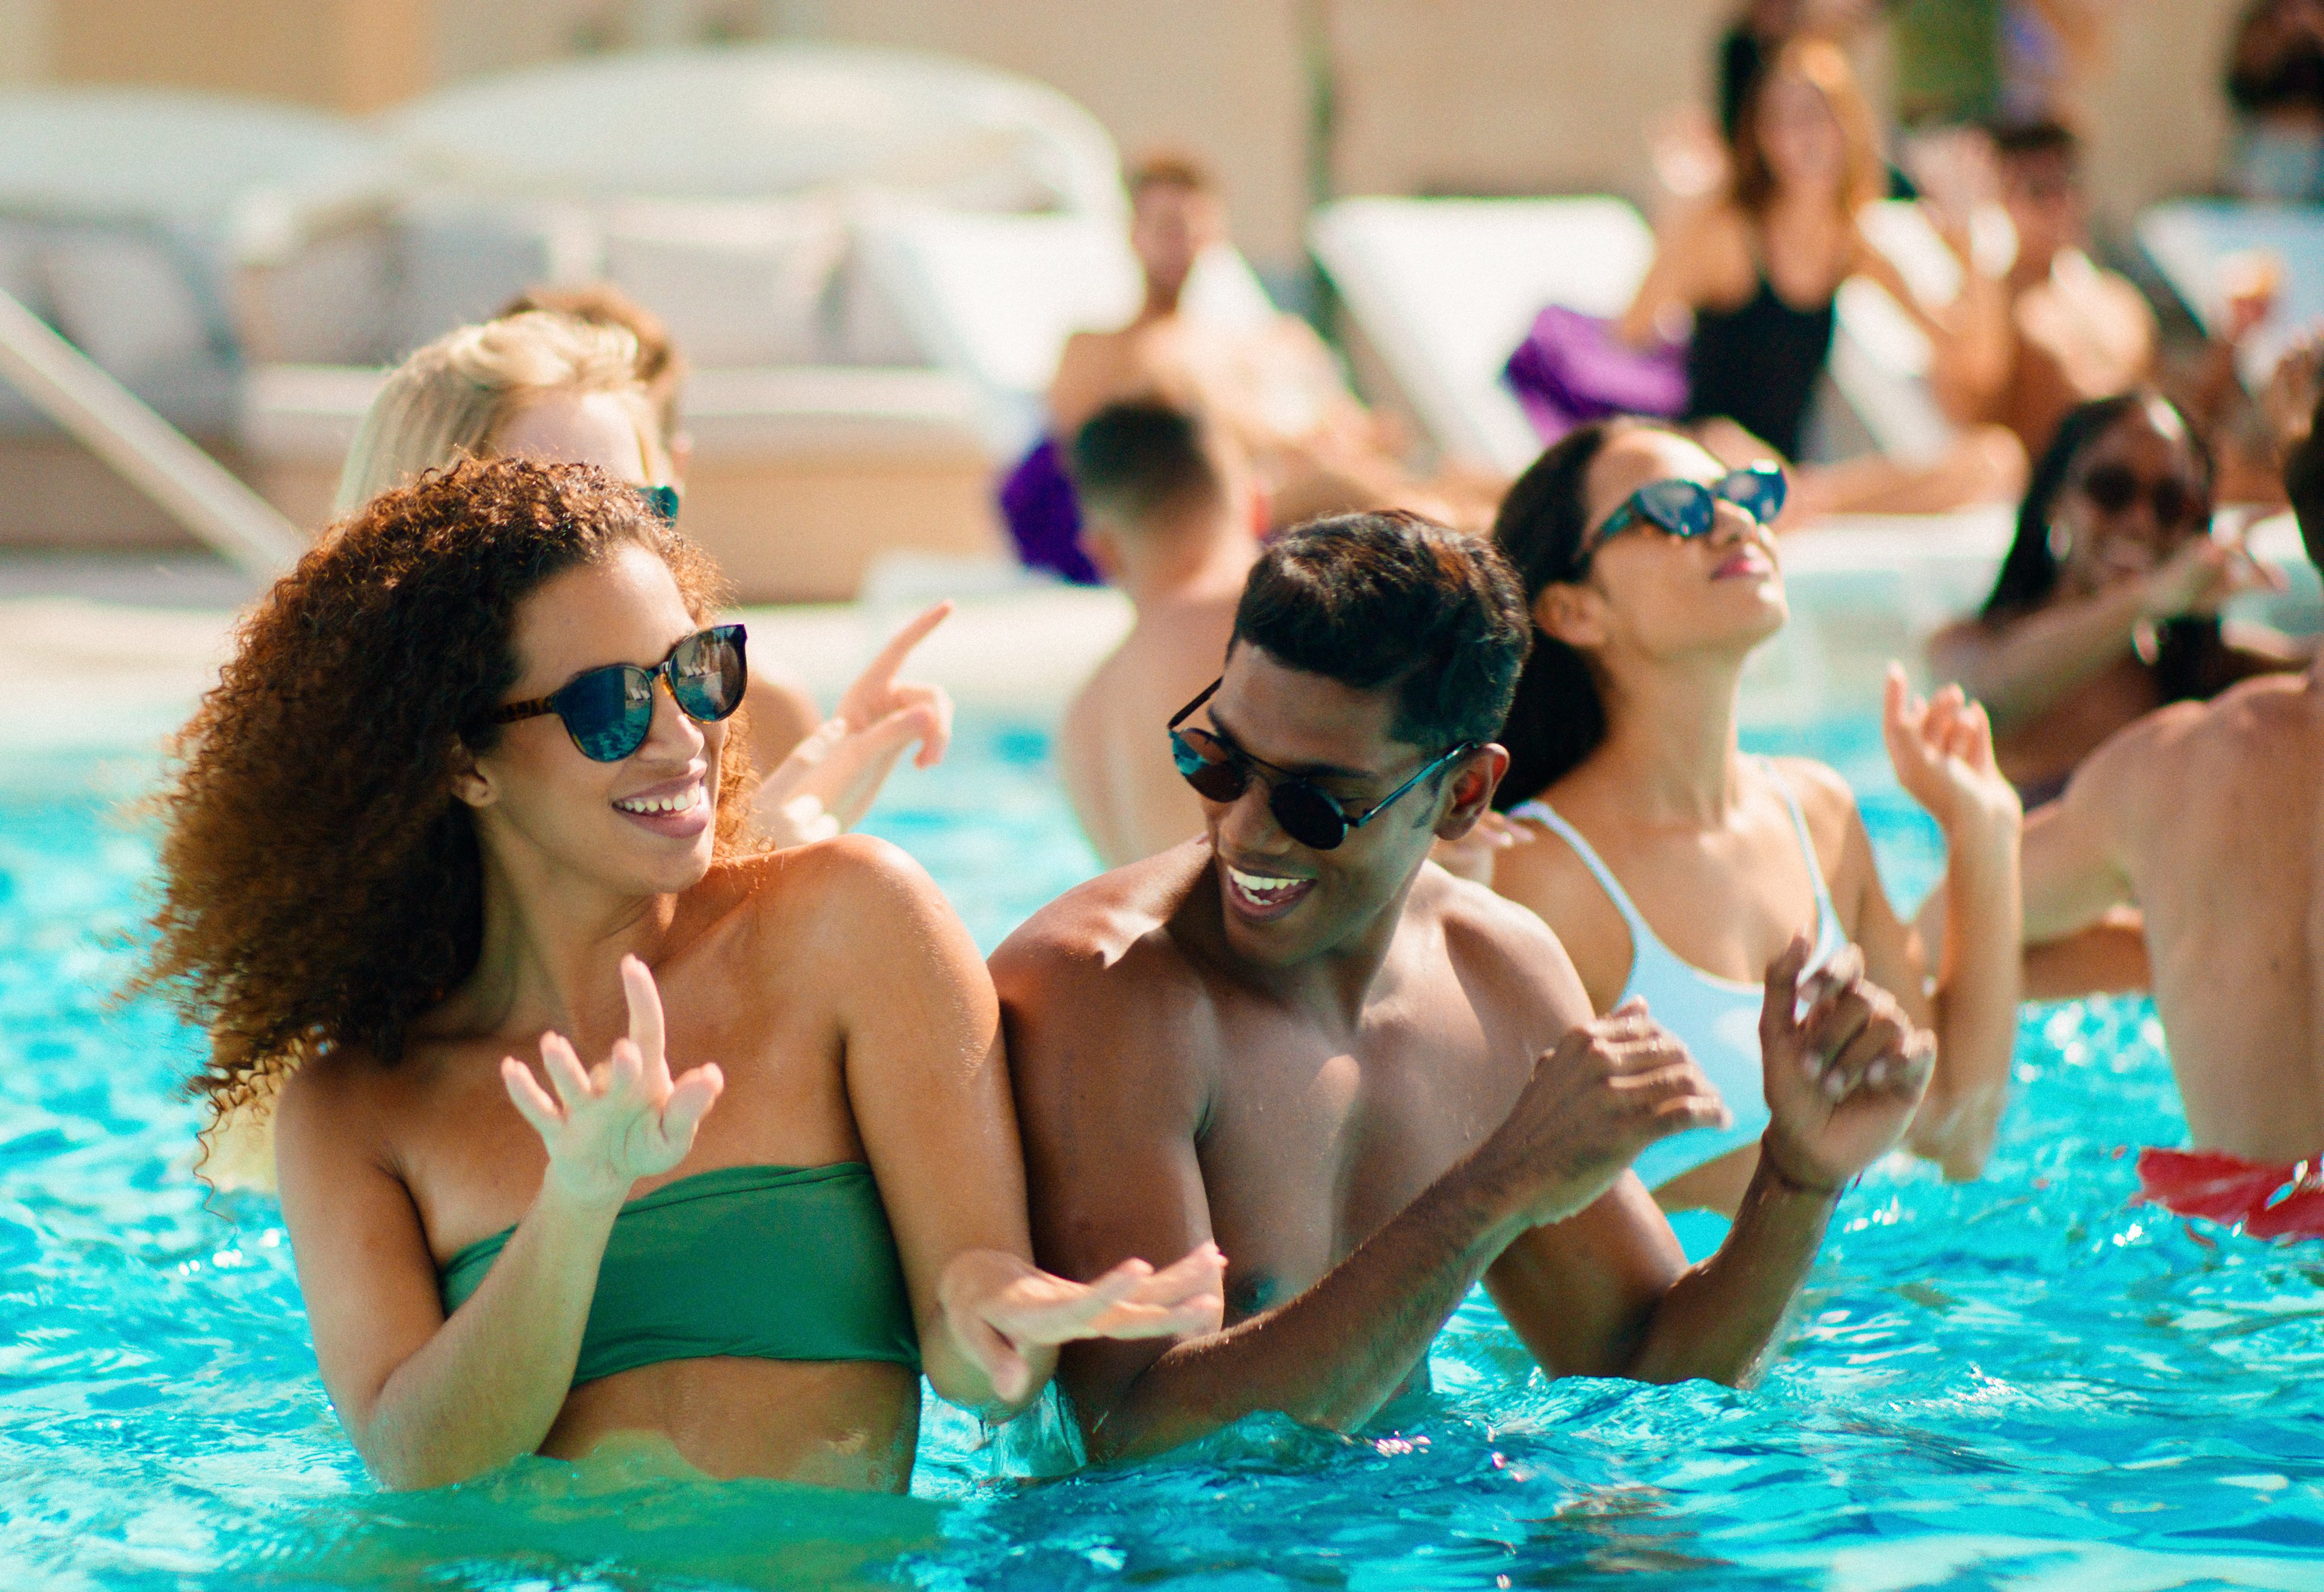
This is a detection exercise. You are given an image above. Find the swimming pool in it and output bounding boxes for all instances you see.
[3,712,2322,1590]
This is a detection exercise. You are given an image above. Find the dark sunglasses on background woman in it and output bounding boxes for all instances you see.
[492,623,747,762]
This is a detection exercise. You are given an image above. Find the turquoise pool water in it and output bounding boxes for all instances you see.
[4,714,2322,1590]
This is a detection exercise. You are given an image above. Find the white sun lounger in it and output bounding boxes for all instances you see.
[854,201,1280,459]
[1309,195,1964,476]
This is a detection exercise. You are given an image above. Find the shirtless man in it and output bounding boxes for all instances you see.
[1048,154,1489,530]
[1058,403,1260,867]
[2019,383,2324,1232]
[995,512,1938,1462]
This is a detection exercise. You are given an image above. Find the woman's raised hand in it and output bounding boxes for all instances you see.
[499,956,725,1208]
[938,1244,1227,1404]
[754,601,956,847]
[2137,525,2284,622]
[1882,664,2019,837]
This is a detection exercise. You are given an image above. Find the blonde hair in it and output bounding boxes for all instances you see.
[333,312,663,514]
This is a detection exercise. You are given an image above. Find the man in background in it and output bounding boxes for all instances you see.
[2017,357,2324,1234]
[1058,403,1261,868]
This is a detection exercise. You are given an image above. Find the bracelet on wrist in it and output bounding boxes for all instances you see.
[1758,1146,1846,1200]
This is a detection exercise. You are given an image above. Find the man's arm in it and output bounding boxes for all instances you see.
[1491,939,1936,1389]
[997,936,1727,1463]
[2021,727,2145,942]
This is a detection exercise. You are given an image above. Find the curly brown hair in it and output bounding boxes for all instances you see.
[141,457,758,1120]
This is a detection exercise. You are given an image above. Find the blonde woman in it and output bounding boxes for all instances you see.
[337,311,954,851]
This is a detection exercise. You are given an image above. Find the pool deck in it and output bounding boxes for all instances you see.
[4,510,2313,761]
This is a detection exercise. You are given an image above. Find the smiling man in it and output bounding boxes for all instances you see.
[994,511,1938,1463]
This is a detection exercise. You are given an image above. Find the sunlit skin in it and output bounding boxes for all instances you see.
[1929,398,2298,802]
[1487,429,2024,1209]
[492,389,955,846]
[1047,183,1489,529]
[996,611,1938,1465]
[2021,640,2324,1163]
[272,547,1222,1492]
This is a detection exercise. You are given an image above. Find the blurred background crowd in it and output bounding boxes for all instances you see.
[0,0,2315,639]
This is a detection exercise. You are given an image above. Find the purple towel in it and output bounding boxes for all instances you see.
[997,436,1103,586]
[1502,304,1688,445]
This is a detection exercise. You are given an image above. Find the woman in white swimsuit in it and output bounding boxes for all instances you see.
[1481,418,2026,1217]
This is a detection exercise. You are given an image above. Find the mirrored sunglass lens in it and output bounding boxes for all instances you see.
[1271,782,1349,850]
[1638,480,1714,538]
[670,631,745,721]
[558,666,652,761]
[1173,733,1247,801]
[1721,467,1786,522]
[638,485,681,523]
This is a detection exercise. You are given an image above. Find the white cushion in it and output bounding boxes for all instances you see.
[1309,196,1655,475]
[601,196,846,369]
[37,231,213,380]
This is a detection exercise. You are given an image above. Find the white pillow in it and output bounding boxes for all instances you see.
[602,195,846,369]
[38,229,213,380]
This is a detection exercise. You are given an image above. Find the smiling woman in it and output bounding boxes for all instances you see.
[136,456,1222,1492]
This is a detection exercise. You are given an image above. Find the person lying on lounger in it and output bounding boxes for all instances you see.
[1007,152,1498,584]
[994,510,1934,1463]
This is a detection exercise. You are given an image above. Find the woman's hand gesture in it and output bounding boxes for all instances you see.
[939,1244,1227,1405]
[756,601,956,846]
[1882,665,2019,838]
[499,956,725,1209]
[2136,526,2283,623]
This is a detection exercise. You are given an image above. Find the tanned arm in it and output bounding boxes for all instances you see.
[997,933,1726,1463]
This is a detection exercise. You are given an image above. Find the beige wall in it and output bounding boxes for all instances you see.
[0,0,2266,268]
[774,0,1314,273]
[34,0,428,111]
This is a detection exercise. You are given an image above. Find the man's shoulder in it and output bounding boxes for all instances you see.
[991,846,1206,1005]
[1416,863,1573,989]
[2079,675,2318,813]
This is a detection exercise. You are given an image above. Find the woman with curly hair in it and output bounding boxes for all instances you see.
[143,457,1221,1491]
[342,307,954,852]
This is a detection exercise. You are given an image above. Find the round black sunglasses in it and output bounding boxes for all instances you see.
[491,623,748,762]
[1168,679,1474,851]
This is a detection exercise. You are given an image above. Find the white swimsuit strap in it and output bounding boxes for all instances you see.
[1504,799,1658,949]
[1756,758,1842,956]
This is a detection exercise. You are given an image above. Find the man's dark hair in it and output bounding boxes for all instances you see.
[1069,402,1225,527]
[1232,511,1530,751]
[2287,390,2324,571]
[1989,117,2078,161]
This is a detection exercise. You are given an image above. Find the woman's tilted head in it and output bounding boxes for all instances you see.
[143,457,755,1120]
[1491,420,1788,807]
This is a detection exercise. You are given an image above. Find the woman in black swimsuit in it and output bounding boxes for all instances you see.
[1622,37,2023,515]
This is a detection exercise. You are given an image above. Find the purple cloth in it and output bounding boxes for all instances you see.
[997,436,1102,586]
[1501,304,1688,445]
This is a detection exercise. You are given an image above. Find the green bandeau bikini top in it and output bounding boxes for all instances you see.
[438,1162,921,1387]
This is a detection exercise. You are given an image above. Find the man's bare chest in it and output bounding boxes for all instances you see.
[1194,1022,1521,1320]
